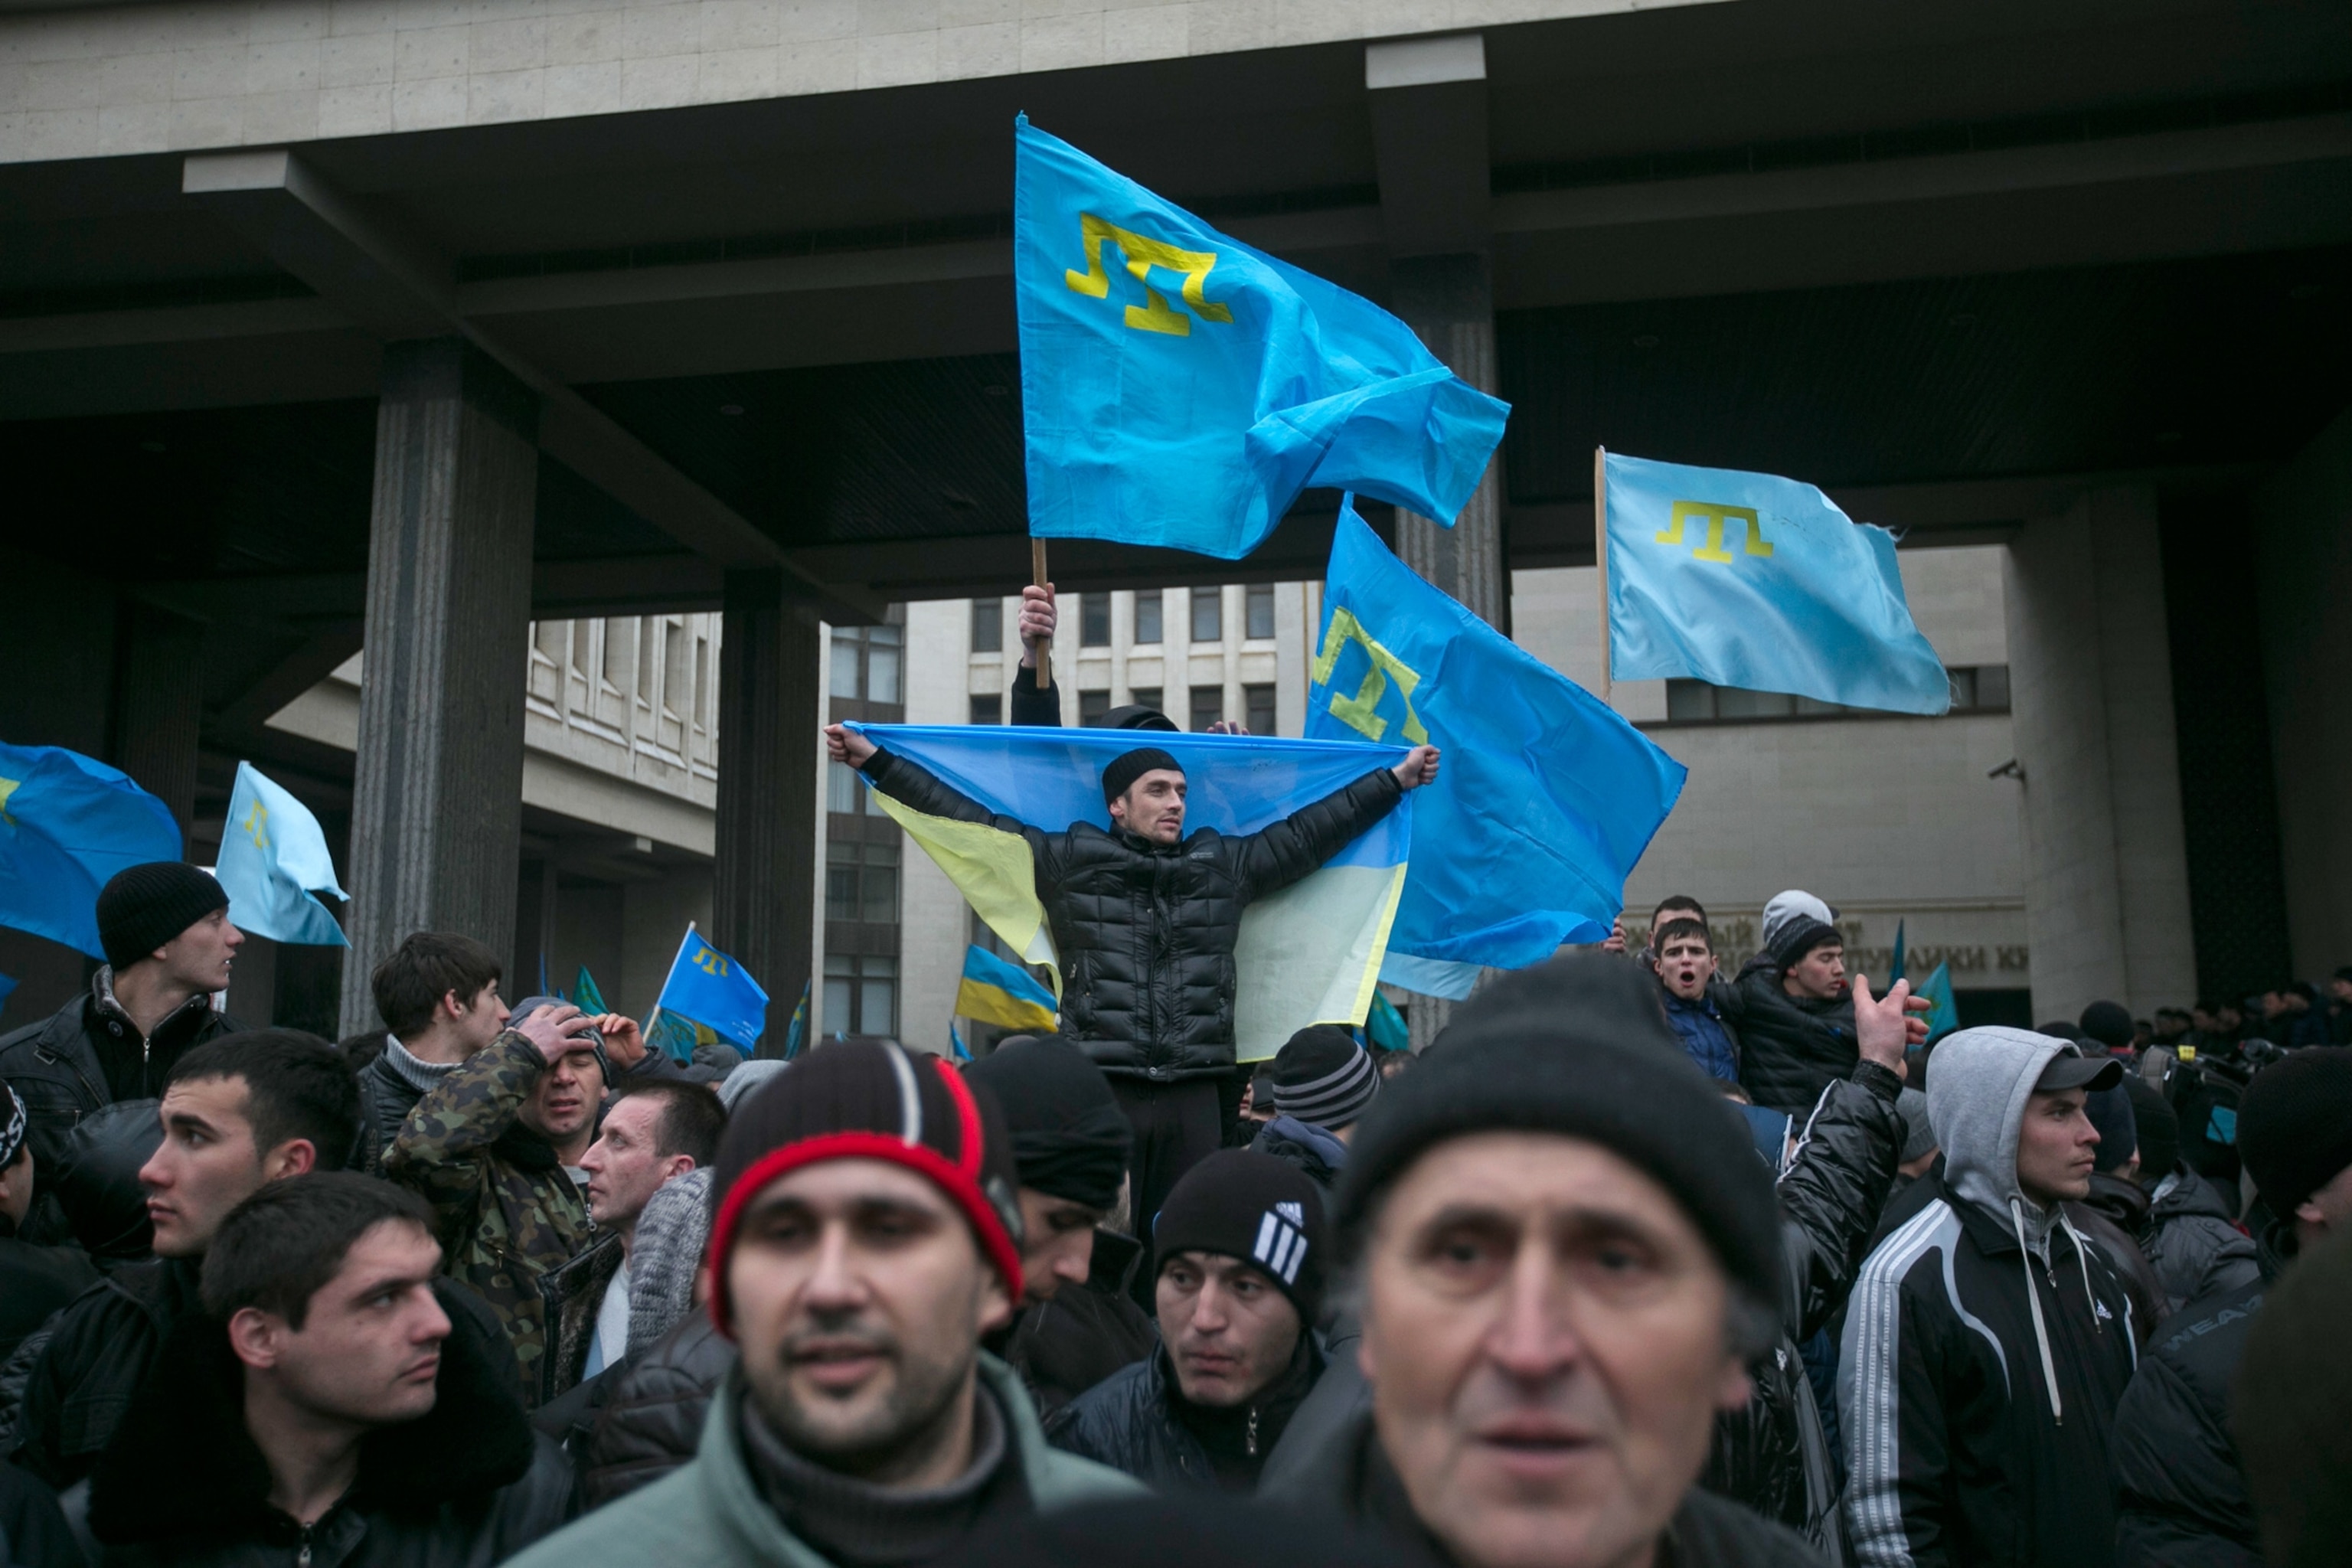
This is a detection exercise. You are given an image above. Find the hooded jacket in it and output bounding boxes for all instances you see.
[83,1285,573,1568]
[0,971,244,1166]
[2138,1165,2261,1316]
[1839,1028,2139,1568]
[501,1356,1142,1568]
[858,745,1403,1081]
[1249,1115,1348,1197]
[1725,959,1859,1115]
[2109,1225,2287,1568]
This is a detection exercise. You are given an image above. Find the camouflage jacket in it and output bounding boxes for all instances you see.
[385,1031,596,1406]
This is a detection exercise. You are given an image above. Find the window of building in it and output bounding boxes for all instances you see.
[1134,590,1163,645]
[972,597,1002,654]
[969,693,1001,726]
[1080,593,1111,647]
[1246,583,1276,639]
[831,623,903,702]
[1191,587,1221,643]
[1244,683,1277,736]
[1663,665,2013,724]
[1130,687,1162,717]
[826,838,899,924]
[1080,690,1111,726]
[824,953,897,1038]
[827,759,872,815]
[1191,685,1223,731]
[603,619,633,691]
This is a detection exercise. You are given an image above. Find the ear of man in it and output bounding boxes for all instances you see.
[264,1140,320,1181]
[227,1305,286,1370]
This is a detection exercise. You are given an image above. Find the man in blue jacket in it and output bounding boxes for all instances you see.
[1654,916,1739,1083]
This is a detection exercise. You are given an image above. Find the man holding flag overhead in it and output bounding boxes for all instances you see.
[825,721,1438,1232]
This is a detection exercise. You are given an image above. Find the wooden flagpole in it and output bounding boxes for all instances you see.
[1593,446,1612,708]
[1030,538,1053,690]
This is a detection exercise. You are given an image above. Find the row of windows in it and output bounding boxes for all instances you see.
[1662,665,2011,724]
[825,838,899,924]
[966,683,1277,733]
[823,952,896,1037]
[972,585,1278,653]
[831,623,903,703]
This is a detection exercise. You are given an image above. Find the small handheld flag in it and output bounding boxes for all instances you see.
[781,980,811,1060]
[1890,920,1908,987]
[949,1021,973,1063]
[1601,451,1951,715]
[1915,961,1960,1045]
[0,741,182,958]
[956,944,1059,1033]
[574,966,609,1016]
[1367,990,1410,1055]
[216,762,348,947]
[1014,116,1509,560]
[651,924,769,1054]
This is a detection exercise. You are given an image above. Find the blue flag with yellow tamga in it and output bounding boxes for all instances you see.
[1014,116,1510,560]
[956,945,1058,1033]
[1603,452,1950,714]
[0,741,181,958]
[1310,501,1686,1000]
[652,925,769,1053]
[851,723,1411,1061]
[216,762,348,946]
[1915,960,1959,1044]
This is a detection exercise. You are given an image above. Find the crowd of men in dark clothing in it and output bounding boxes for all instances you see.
[4,698,2351,1568]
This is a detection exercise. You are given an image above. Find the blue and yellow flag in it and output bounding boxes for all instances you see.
[216,762,348,947]
[0,741,181,959]
[1603,452,1950,714]
[652,925,769,1054]
[781,980,811,1060]
[1309,502,1686,999]
[852,723,1412,1061]
[956,944,1058,1032]
[1014,116,1509,560]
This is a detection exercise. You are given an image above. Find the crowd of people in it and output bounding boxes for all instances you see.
[2,688,2348,1568]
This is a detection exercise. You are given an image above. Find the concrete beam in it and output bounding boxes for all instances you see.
[1366,34,1492,258]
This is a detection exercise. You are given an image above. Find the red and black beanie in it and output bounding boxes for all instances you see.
[705,1039,1026,1337]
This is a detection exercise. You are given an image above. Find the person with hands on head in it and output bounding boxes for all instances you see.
[823,720,1438,1243]
[384,995,615,1406]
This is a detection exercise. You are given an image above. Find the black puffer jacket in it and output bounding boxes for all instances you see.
[2141,1166,2261,1317]
[577,1311,735,1510]
[85,1285,573,1568]
[1726,959,1859,1116]
[1047,1338,1324,1492]
[0,972,244,1165]
[860,746,1403,1080]
[2109,1228,2284,1568]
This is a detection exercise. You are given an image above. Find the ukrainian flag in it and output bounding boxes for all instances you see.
[956,945,1059,1032]
[851,724,1413,1062]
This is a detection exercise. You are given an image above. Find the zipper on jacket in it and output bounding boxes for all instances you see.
[1246,1406,1259,1458]
[296,1524,314,1568]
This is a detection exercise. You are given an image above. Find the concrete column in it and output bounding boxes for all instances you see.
[2003,486,2197,1019]
[338,338,540,1034]
[1390,254,1507,632]
[109,608,205,851]
[714,569,821,1054]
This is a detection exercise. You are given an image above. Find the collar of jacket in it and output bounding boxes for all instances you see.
[2081,1171,2153,1238]
[1949,1189,2079,1264]
[89,965,216,1043]
[1160,1330,1325,1468]
[684,1353,1089,1568]
[87,1282,538,1544]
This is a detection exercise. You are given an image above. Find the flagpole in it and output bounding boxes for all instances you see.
[642,920,697,1041]
[1593,446,1613,708]
[1029,538,1053,691]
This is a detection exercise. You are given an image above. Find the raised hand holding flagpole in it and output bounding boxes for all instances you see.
[1029,539,1053,690]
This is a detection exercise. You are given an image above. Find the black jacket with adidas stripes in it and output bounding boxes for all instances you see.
[1838,1030,2140,1568]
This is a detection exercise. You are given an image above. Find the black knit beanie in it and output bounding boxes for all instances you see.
[2086,1083,2138,1174]
[1334,950,1783,1312]
[1270,1025,1380,1130]
[1766,915,1841,973]
[2122,1076,2179,1183]
[2239,1048,2352,1218]
[2078,1000,2135,1052]
[1154,1149,1327,1324]
[962,1034,1132,1211]
[705,1039,1026,1334]
[96,862,229,970]
[1102,747,1181,805]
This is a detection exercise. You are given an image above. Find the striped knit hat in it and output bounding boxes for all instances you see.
[1269,1026,1381,1131]
[704,1039,1025,1335]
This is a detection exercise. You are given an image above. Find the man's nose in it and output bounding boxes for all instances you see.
[802,1225,867,1308]
[1486,1246,1584,1381]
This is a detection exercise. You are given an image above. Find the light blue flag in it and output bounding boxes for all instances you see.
[1603,452,1952,714]
[1014,116,1510,560]
[216,762,348,946]
[1915,960,1960,1045]
[850,721,1411,1060]
[1309,502,1687,999]
[0,741,181,958]
[652,925,769,1053]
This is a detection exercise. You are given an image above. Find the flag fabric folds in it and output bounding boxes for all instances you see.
[573,966,609,1015]
[0,741,181,959]
[1014,116,1510,560]
[1602,452,1952,715]
[851,722,1412,1061]
[1308,501,1687,998]
[1915,961,1960,1045]
[1367,990,1410,1054]
[216,762,348,946]
[956,944,1059,1033]
[652,925,769,1054]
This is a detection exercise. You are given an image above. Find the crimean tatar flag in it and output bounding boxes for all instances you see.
[851,724,1412,1061]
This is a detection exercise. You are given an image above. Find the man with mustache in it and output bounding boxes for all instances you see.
[84,1174,573,1566]
[1267,950,1822,1567]
[504,1037,1141,1568]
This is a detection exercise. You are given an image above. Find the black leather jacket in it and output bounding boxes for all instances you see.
[1047,1338,1325,1492]
[859,745,1403,1080]
[0,974,243,1166]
